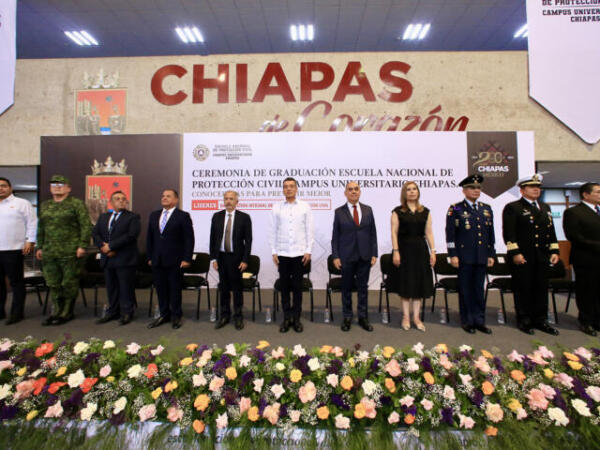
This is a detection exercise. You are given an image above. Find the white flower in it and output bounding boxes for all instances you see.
[458,413,475,429]
[193,373,207,387]
[292,344,306,357]
[400,395,414,407]
[362,380,377,396]
[239,355,251,368]
[0,360,14,374]
[113,397,127,415]
[406,358,419,373]
[548,407,569,426]
[507,350,524,363]
[443,385,456,401]
[459,373,473,387]
[327,374,339,388]
[80,402,97,421]
[67,369,85,388]
[585,386,600,402]
[571,399,592,417]
[270,384,285,399]
[335,414,350,429]
[127,364,143,378]
[216,412,228,429]
[459,345,472,353]
[574,346,592,361]
[253,378,264,393]
[412,342,424,356]
[0,339,14,352]
[275,362,285,371]
[289,410,301,422]
[225,344,237,356]
[73,342,89,355]
[126,342,141,355]
[45,401,63,418]
[420,398,433,411]
[388,411,400,424]
[356,351,370,362]
[103,340,115,350]
[307,358,320,372]
[150,345,164,356]
[0,384,12,400]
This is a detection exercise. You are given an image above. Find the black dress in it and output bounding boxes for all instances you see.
[390,206,434,298]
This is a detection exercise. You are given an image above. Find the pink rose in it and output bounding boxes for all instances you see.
[239,397,251,414]
[474,356,491,373]
[527,352,549,366]
[574,347,592,361]
[298,381,317,403]
[439,354,454,370]
[271,347,285,359]
[538,383,556,400]
[139,404,156,422]
[555,373,574,389]
[443,386,455,401]
[209,376,225,392]
[537,346,554,359]
[216,412,228,429]
[400,395,414,407]
[99,365,111,378]
[15,380,35,400]
[388,411,400,424]
[361,397,377,419]
[167,406,183,422]
[516,408,527,420]
[262,403,281,425]
[0,360,14,374]
[384,359,402,377]
[126,342,141,355]
[289,410,301,422]
[0,340,13,352]
[150,345,164,356]
[585,386,600,402]
[420,398,434,411]
[45,400,63,418]
[485,403,504,423]
[507,350,524,363]
[527,389,549,411]
[459,413,475,429]
[332,346,344,357]
[335,414,350,429]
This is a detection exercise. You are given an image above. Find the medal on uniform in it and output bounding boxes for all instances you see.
[465,220,470,230]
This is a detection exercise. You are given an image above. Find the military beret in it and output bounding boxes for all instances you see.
[459,174,484,188]
[517,173,543,187]
[50,175,70,185]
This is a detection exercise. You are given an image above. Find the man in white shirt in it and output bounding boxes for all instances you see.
[0,177,37,324]
[270,177,314,333]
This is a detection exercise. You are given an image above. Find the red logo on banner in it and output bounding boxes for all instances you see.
[191,200,219,210]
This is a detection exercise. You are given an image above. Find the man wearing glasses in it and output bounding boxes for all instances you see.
[36,175,92,325]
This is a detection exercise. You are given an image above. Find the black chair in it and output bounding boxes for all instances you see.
[24,274,49,312]
[79,252,105,316]
[182,252,211,321]
[135,253,155,318]
[378,254,393,323]
[431,253,458,323]
[484,253,513,324]
[325,254,360,322]
[217,255,262,321]
[548,259,574,324]
[273,260,314,322]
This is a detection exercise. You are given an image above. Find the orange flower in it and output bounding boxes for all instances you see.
[194,394,210,412]
[248,406,260,422]
[481,349,494,359]
[317,406,330,420]
[192,420,205,434]
[482,381,495,395]
[81,377,98,394]
[48,382,66,394]
[385,378,396,393]
[382,346,395,358]
[404,414,415,425]
[568,361,583,371]
[340,376,353,391]
[225,367,237,380]
[563,352,579,362]
[320,345,333,354]
[46,357,57,368]
[354,402,366,419]
[186,343,199,352]
[145,363,158,379]
[485,426,498,436]
[290,369,302,383]
[179,357,193,367]
[423,372,435,385]
[33,377,47,396]
[165,381,178,392]
[35,342,54,358]
[510,370,526,384]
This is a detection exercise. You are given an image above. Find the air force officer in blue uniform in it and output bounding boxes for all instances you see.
[445,175,496,334]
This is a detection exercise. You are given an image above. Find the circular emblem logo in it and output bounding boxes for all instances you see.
[192,145,210,161]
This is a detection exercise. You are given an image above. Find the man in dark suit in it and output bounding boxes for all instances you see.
[502,174,560,335]
[92,191,140,325]
[563,182,600,336]
[210,190,252,330]
[331,181,378,332]
[146,189,195,329]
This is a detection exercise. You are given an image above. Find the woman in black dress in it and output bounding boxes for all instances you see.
[390,181,436,331]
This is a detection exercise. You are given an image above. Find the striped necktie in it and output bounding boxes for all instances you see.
[160,210,169,233]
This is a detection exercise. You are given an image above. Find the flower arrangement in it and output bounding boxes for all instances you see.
[1,337,600,447]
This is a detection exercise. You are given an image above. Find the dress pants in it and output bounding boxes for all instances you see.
[341,258,371,320]
[511,255,549,327]
[278,256,303,320]
[573,265,600,328]
[0,250,26,319]
[104,265,136,317]
[152,264,183,319]
[457,264,487,326]
[218,252,243,319]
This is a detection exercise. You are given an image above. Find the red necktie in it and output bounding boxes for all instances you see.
[353,205,359,226]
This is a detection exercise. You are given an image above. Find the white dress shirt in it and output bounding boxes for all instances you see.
[269,199,314,257]
[347,202,362,224]
[220,210,236,252]
[159,207,176,231]
[582,200,598,213]
[0,194,37,251]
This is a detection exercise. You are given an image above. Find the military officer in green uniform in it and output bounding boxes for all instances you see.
[36,175,92,325]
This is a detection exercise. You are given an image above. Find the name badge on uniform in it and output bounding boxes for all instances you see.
[483,209,490,217]
[522,210,530,216]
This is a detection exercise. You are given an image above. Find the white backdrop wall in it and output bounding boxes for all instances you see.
[182,132,534,289]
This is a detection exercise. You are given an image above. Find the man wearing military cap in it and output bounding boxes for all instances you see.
[36,175,92,325]
[502,174,560,335]
[445,174,496,334]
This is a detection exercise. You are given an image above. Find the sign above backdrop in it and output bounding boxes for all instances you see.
[0,0,16,116]
[182,131,534,289]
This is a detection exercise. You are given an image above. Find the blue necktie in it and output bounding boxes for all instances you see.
[108,212,119,234]
[160,210,168,233]
[596,205,600,216]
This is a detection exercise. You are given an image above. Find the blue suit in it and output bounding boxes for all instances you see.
[331,203,378,319]
[445,200,496,326]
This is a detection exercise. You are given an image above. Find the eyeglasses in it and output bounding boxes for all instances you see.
[50,183,66,187]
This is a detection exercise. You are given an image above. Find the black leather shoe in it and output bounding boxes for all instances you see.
[593,324,600,332]
[279,319,291,333]
[579,324,597,336]
[358,317,373,332]
[535,323,559,336]
[147,316,170,329]
[172,317,182,329]
[215,317,230,329]
[96,314,119,324]
[120,314,133,325]
[475,325,492,334]
[5,316,23,325]
[517,324,534,335]
[56,314,74,325]
[462,325,475,334]
[41,316,59,326]
[0,312,5,320]
[293,318,304,333]
[341,318,352,332]
[234,318,244,330]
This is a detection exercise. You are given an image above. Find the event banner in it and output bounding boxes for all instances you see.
[526,0,600,144]
[182,132,534,289]
[0,0,16,115]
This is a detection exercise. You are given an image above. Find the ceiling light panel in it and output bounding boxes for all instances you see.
[175,27,204,44]
[65,30,99,46]
[290,24,314,41]
[401,23,431,41]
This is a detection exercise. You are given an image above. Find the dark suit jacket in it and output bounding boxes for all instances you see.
[92,210,141,268]
[209,209,252,262]
[146,208,195,267]
[331,202,378,263]
[563,203,600,267]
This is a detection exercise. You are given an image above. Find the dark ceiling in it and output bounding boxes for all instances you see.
[17,0,527,59]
